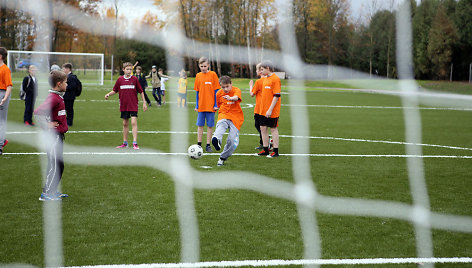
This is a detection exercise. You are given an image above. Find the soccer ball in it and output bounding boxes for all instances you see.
[188,144,203,159]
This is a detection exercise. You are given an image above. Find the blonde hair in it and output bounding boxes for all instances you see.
[122,62,133,69]
[198,57,208,65]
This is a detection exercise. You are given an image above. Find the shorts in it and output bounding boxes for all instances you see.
[260,116,278,128]
[196,112,215,127]
[161,90,165,96]
[178,93,187,99]
[121,111,138,119]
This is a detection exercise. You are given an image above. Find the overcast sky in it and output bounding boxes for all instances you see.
[100,0,415,24]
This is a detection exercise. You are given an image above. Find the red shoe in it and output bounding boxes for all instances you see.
[267,152,279,158]
[25,122,30,126]
[257,150,269,156]
[1,139,8,149]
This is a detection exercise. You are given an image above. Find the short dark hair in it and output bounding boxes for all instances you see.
[49,70,67,88]
[219,75,232,85]
[260,60,274,71]
[0,47,7,61]
[62,63,72,70]
[136,66,142,71]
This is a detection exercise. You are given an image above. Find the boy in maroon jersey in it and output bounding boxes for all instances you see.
[34,70,69,201]
[105,62,147,149]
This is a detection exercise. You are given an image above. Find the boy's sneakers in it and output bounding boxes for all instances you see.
[267,152,279,158]
[212,137,221,151]
[217,158,225,166]
[133,143,140,150]
[116,143,128,149]
[255,144,263,150]
[0,139,8,155]
[257,150,269,156]
[206,144,212,152]
[39,192,61,201]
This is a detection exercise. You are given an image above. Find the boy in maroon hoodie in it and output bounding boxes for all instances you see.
[34,70,69,201]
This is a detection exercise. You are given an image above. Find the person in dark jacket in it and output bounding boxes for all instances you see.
[22,65,38,125]
[61,63,81,126]
[135,66,151,107]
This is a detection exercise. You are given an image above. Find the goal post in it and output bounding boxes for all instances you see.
[7,50,104,85]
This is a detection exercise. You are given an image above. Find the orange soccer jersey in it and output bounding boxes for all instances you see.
[261,73,281,118]
[194,71,220,112]
[0,64,13,90]
[251,77,265,115]
[216,86,244,130]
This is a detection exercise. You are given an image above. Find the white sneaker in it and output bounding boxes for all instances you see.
[217,158,225,166]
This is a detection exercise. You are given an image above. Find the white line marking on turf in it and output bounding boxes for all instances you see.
[4,152,472,158]
[8,130,472,152]
[64,257,472,268]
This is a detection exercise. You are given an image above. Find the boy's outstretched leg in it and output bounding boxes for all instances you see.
[131,116,139,149]
[117,118,129,148]
[220,121,239,160]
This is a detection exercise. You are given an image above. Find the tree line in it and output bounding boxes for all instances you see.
[0,0,471,80]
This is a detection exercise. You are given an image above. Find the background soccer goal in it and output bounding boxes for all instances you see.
[7,50,104,85]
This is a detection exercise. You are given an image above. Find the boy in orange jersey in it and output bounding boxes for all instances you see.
[0,47,13,155]
[249,63,266,150]
[211,76,244,166]
[194,57,220,152]
[258,60,281,158]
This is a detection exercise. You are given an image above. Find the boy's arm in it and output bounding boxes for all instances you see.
[213,89,219,110]
[140,92,148,111]
[249,80,255,97]
[265,95,280,118]
[195,91,199,111]
[104,90,116,99]
[0,85,12,106]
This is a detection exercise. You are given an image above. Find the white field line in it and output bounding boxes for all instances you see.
[64,257,472,268]
[4,152,472,159]
[8,130,472,152]
[9,98,472,111]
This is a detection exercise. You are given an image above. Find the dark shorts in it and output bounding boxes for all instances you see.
[178,93,187,99]
[254,114,264,126]
[260,116,278,128]
[121,111,138,119]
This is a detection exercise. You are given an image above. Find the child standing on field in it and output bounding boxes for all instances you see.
[177,69,187,107]
[249,63,266,150]
[34,70,69,201]
[0,47,13,155]
[22,65,38,126]
[194,57,220,152]
[257,60,281,158]
[211,76,244,166]
[105,62,148,150]
[135,66,151,107]
[146,65,162,106]
[158,68,170,105]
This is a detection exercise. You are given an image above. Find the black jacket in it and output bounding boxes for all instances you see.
[64,72,81,100]
[22,75,38,96]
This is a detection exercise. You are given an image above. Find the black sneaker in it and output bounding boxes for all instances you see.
[212,137,221,151]
[267,152,279,158]
[206,144,212,152]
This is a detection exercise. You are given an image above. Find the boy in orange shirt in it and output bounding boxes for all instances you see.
[0,47,13,155]
[194,57,220,152]
[258,60,281,158]
[211,76,244,166]
[249,63,266,149]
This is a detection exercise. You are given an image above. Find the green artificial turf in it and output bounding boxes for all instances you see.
[0,78,471,267]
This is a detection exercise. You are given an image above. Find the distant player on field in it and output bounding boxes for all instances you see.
[34,70,69,201]
[177,69,187,107]
[135,66,152,107]
[249,62,266,150]
[211,76,244,166]
[105,62,148,150]
[0,47,12,155]
[194,57,220,152]
[258,60,281,158]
